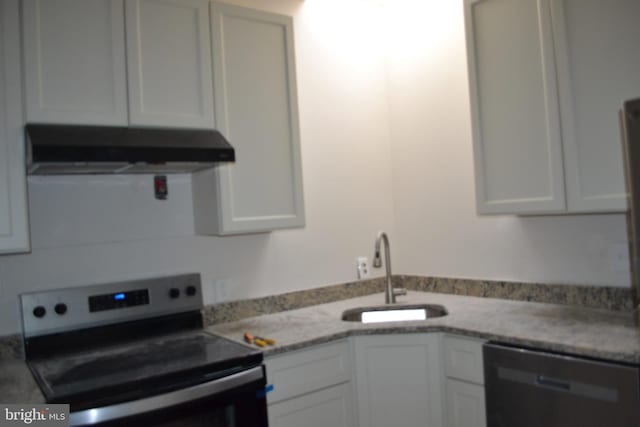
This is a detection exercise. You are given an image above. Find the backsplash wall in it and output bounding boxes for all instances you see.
[0,0,396,335]
[384,0,631,288]
[0,0,631,336]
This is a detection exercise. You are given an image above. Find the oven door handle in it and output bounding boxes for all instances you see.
[69,366,265,426]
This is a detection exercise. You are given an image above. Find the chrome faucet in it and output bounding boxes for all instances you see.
[373,231,406,304]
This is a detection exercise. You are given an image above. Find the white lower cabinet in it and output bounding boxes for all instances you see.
[268,383,354,427]
[265,340,354,427]
[445,379,486,427]
[265,334,487,427]
[443,335,485,385]
[353,334,444,427]
[443,335,486,427]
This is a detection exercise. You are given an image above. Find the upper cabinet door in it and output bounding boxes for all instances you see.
[125,0,215,128]
[22,0,128,125]
[0,0,29,254]
[551,0,640,213]
[465,0,566,214]
[193,3,305,235]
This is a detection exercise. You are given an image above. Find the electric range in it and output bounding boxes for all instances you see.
[21,273,269,427]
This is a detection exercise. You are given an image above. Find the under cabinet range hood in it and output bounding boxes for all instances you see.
[26,124,235,175]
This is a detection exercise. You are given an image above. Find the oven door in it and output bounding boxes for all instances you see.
[69,366,268,427]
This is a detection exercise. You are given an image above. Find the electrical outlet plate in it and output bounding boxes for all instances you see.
[214,278,230,302]
[607,243,629,272]
[357,257,370,279]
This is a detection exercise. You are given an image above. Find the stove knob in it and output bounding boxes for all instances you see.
[54,303,68,315]
[186,286,197,297]
[33,306,46,318]
[169,288,180,299]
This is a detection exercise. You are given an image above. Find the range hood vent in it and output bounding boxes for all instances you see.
[26,124,235,175]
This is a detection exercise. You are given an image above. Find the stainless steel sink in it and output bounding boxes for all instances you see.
[341,304,447,323]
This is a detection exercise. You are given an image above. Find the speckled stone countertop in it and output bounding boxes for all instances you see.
[3,290,639,404]
[207,291,640,363]
[0,359,45,403]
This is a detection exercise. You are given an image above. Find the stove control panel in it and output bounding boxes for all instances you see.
[20,273,203,338]
[89,289,150,312]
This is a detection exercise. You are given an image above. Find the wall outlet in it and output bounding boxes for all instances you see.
[214,278,230,302]
[607,243,629,273]
[357,257,370,279]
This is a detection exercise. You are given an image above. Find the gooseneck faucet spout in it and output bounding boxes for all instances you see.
[373,231,406,304]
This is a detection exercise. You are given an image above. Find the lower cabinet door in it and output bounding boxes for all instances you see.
[446,379,486,427]
[268,383,354,427]
[353,334,444,427]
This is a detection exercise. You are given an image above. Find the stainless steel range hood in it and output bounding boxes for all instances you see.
[26,124,235,175]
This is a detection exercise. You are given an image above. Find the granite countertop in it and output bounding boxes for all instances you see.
[207,291,640,363]
[0,359,45,403]
[3,290,640,404]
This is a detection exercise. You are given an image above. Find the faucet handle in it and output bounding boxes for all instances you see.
[393,287,407,297]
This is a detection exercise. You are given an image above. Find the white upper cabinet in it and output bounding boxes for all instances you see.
[0,0,30,253]
[22,0,215,129]
[465,0,565,215]
[22,0,128,125]
[465,0,639,215]
[125,0,215,128]
[551,0,640,212]
[193,2,305,235]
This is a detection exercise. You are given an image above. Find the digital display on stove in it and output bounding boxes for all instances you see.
[89,289,149,312]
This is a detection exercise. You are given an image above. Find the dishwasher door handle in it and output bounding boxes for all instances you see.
[535,375,571,391]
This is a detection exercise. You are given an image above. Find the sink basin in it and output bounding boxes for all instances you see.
[341,304,448,323]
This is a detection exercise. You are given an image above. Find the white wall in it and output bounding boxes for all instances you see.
[0,0,631,336]
[384,0,631,288]
[0,0,396,335]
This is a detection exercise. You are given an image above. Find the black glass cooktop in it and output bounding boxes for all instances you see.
[28,331,262,410]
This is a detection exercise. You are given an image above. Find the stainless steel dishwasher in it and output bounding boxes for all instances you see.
[484,342,640,427]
